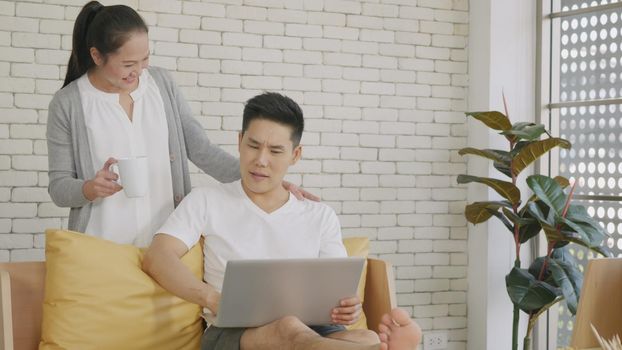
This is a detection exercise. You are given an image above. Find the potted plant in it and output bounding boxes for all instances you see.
[457,100,611,350]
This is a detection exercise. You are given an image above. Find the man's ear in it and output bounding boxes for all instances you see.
[238,131,243,153]
[90,47,104,66]
[291,145,302,165]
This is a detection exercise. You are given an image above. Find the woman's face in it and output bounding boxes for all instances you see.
[90,31,150,92]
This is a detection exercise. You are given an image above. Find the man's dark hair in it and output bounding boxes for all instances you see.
[242,92,304,147]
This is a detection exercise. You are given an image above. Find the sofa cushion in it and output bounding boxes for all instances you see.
[342,236,370,330]
[40,229,204,350]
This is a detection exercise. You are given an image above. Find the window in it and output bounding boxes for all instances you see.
[538,0,622,348]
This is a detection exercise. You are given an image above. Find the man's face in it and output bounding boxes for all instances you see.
[238,118,301,197]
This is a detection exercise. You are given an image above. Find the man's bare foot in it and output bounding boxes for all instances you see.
[377,308,421,350]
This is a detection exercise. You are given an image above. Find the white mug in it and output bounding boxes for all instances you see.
[116,156,148,198]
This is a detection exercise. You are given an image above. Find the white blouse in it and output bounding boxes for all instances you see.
[78,69,174,247]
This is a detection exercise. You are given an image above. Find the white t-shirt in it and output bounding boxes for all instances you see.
[157,180,347,293]
[78,69,174,247]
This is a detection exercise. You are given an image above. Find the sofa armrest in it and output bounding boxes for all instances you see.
[0,262,45,350]
[0,270,14,350]
[363,258,396,333]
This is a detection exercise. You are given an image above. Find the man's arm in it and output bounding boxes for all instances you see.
[142,233,220,313]
[318,208,363,325]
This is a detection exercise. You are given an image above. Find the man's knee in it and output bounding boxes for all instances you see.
[328,328,380,345]
[357,329,380,344]
[241,316,312,349]
[273,316,309,341]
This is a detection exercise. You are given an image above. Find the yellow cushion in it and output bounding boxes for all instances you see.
[40,229,204,350]
[342,236,370,330]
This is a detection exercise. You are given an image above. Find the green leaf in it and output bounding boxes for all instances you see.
[526,202,566,243]
[551,247,579,266]
[464,201,512,224]
[588,245,612,257]
[487,208,514,232]
[457,174,521,205]
[501,123,547,141]
[458,148,507,163]
[564,205,603,231]
[543,226,567,243]
[518,206,544,243]
[519,223,543,243]
[512,138,571,176]
[501,207,541,243]
[528,297,564,331]
[466,111,512,131]
[554,176,570,188]
[490,150,513,178]
[502,207,535,227]
[548,257,583,315]
[494,160,513,178]
[511,141,531,156]
[527,176,572,203]
[553,239,571,249]
[546,226,610,257]
[528,257,552,282]
[558,218,609,256]
[526,201,552,225]
[527,175,567,215]
[506,267,561,313]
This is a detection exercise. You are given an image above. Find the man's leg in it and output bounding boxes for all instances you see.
[240,308,421,350]
[307,324,379,345]
[377,308,422,350]
[326,329,380,345]
[241,316,379,350]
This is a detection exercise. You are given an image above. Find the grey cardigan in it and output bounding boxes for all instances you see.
[47,66,240,232]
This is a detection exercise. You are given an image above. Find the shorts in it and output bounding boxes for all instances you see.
[200,324,347,350]
[201,326,246,350]
[309,324,347,336]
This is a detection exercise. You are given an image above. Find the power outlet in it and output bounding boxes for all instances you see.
[423,332,447,350]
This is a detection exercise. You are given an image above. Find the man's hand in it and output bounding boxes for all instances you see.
[204,289,222,315]
[331,296,362,325]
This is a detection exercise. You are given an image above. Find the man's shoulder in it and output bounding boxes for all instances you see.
[187,181,240,202]
[295,197,338,220]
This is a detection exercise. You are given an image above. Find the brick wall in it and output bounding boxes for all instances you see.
[0,0,468,347]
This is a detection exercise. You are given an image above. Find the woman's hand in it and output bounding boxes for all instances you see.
[282,180,320,202]
[82,157,123,201]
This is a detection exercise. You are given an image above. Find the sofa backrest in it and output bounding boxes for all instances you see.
[0,258,395,350]
[0,262,45,350]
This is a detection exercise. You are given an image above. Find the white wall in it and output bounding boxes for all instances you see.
[1,0,470,348]
[467,0,536,349]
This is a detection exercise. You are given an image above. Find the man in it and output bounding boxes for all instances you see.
[143,92,421,350]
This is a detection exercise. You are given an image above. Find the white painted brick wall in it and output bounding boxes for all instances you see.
[0,1,469,346]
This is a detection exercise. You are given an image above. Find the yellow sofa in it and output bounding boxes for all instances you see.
[0,234,395,350]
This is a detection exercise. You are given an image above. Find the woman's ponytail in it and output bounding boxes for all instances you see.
[63,1,103,88]
[62,1,147,88]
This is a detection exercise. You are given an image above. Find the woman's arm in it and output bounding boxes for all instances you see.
[46,96,91,208]
[170,76,240,183]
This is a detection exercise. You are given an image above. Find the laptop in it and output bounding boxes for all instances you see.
[213,257,365,328]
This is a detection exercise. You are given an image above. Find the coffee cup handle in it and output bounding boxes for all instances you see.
[111,164,122,186]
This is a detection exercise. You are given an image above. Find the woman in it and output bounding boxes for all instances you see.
[47,1,314,247]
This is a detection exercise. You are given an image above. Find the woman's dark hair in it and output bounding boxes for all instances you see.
[242,92,304,147]
[63,1,148,87]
